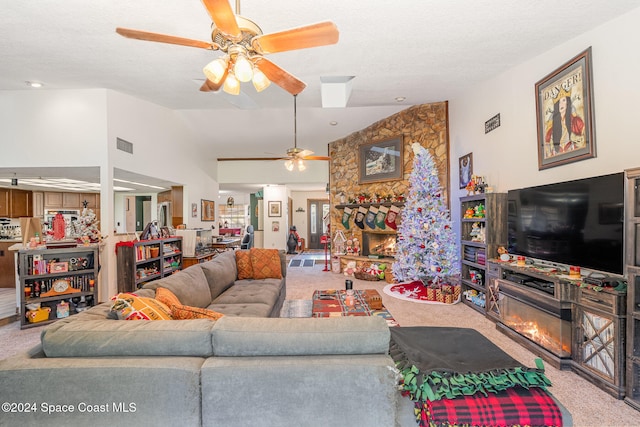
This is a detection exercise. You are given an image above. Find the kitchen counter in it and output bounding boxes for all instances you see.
[0,240,19,288]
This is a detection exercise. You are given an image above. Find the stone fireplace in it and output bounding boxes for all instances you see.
[361,231,397,257]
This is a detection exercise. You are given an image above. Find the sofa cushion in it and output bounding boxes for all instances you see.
[143,265,212,308]
[207,302,273,318]
[200,250,237,300]
[213,280,282,306]
[235,250,253,279]
[250,248,282,279]
[108,292,172,320]
[211,316,390,356]
[41,316,216,357]
[156,287,225,320]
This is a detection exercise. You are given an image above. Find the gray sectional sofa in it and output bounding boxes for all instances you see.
[0,249,407,426]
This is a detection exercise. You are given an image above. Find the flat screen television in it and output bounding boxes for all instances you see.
[507,172,624,275]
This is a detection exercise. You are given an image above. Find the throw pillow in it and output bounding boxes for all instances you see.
[236,250,253,280]
[155,287,224,320]
[109,292,172,320]
[250,248,282,279]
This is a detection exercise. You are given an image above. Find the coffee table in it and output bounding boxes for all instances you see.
[311,289,398,326]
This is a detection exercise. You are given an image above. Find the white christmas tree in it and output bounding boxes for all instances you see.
[71,206,101,242]
[392,143,459,283]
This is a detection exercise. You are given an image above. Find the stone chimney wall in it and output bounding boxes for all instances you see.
[328,102,449,246]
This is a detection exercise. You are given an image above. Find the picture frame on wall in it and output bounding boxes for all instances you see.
[535,47,596,170]
[201,199,215,221]
[268,201,281,217]
[191,203,197,218]
[459,152,473,189]
[358,136,404,184]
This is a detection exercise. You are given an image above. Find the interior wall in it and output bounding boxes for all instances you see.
[448,7,640,245]
[262,185,287,250]
[291,190,329,244]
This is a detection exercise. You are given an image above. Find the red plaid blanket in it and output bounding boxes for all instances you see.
[417,386,563,427]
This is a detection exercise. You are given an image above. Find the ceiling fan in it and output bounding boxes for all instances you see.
[116,0,339,96]
[217,94,330,170]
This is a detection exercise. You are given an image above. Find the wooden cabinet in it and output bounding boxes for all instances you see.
[624,167,640,409]
[10,189,32,217]
[17,245,99,329]
[0,189,9,217]
[44,191,63,208]
[32,191,44,218]
[0,188,32,218]
[572,287,626,399]
[0,241,16,288]
[80,193,99,208]
[63,192,80,208]
[116,237,182,293]
[459,193,506,314]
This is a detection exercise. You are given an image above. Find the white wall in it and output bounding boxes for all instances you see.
[448,6,640,238]
[290,190,329,243]
[262,185,287,250]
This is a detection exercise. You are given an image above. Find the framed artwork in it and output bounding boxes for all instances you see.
[201,199,215,221]
[191,203,197,218]
[268,201,281,217]
[459,152,473,189]
[272,221,280,232]
[535,47,596,170]
[160,226,170,238]
[358,136,404,184]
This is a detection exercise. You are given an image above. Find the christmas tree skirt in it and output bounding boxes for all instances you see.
[383,281,461,304]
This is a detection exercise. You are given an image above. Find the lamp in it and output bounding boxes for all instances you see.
[284,159,295,171]
[233,53,253,82]
[223,73,241,95]
[203,57,228,84]
[252,69,270,92]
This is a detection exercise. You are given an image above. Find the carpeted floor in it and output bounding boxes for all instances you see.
[1,261,639,425]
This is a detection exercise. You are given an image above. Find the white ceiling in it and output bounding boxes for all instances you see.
[2,0,640,192]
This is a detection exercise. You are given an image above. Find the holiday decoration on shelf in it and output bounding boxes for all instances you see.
[71,206,101,243]
[341,207,353,229]
[385,205,400,230]
[365,205,378,229]
[375,205,388,229]
[52,212,66,240]
[392,143,460,283]
[354,206,368,229]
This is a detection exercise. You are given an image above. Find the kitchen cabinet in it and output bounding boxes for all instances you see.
[63,192,80,208]
[0,241,16,288]
[44,191,63,208]
[80,193,99,209]
[32,191,44,218]
[0,189,8,217]
[0,188,32,218]
[10,189,32,217]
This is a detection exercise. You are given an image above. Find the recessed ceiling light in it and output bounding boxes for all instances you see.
[395,97,406,102]
[329,121,338,126]
[26,81,43,88]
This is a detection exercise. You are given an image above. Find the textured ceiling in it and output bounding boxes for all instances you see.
[2,0,640,189]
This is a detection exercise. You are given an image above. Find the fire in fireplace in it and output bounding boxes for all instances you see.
[361,231,397,257]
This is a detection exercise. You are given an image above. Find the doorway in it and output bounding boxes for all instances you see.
[306,199,330,250]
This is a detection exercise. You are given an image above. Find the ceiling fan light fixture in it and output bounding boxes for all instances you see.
[297,159,306,171]
[284,159,295,171]
[223,73,241,95]
[252,69,271,92]
[203,57,228,84]
[233,53,253,83]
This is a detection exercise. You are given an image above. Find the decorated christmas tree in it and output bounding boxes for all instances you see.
[392,143,459,283]
[71,205,101,243]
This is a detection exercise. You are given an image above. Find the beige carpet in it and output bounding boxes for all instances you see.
[1,262,638,426]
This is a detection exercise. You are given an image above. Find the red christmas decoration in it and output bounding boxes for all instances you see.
[53,213,66,240]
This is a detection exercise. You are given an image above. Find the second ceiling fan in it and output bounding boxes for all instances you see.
[116,0,339,95]
[218,94,331,170]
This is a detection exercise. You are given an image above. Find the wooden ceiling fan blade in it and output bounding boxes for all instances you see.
[251,21,339,54]
[199,77,225,92]
[116,28,216,50]
[297,149,314,158]
[201,0,241,39]
[254,57,306,95]
[217,157,288,161]
[303,156,331,161]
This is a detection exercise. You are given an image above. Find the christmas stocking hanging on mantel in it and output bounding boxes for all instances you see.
[375,205,388,229]
[354,206,368,229]
[341,207,353,229]
[385,205,400,230]
[365,205,378,229]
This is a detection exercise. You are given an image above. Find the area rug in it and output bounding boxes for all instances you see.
[288,259,316,268]
[383,281,461,304]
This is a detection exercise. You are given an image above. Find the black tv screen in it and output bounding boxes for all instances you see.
[507,172,624,275]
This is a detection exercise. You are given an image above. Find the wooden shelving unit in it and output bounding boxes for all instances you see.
[116,237,182,293]
[17,245,99,329]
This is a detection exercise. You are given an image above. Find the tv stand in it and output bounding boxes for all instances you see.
[487,258,627,398]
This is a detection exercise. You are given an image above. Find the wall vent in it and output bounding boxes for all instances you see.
[116,137,133,154]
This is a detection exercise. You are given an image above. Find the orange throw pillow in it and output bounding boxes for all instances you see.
[250,248,282,279]
[155,287,224,320]
[236,250,253,279]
